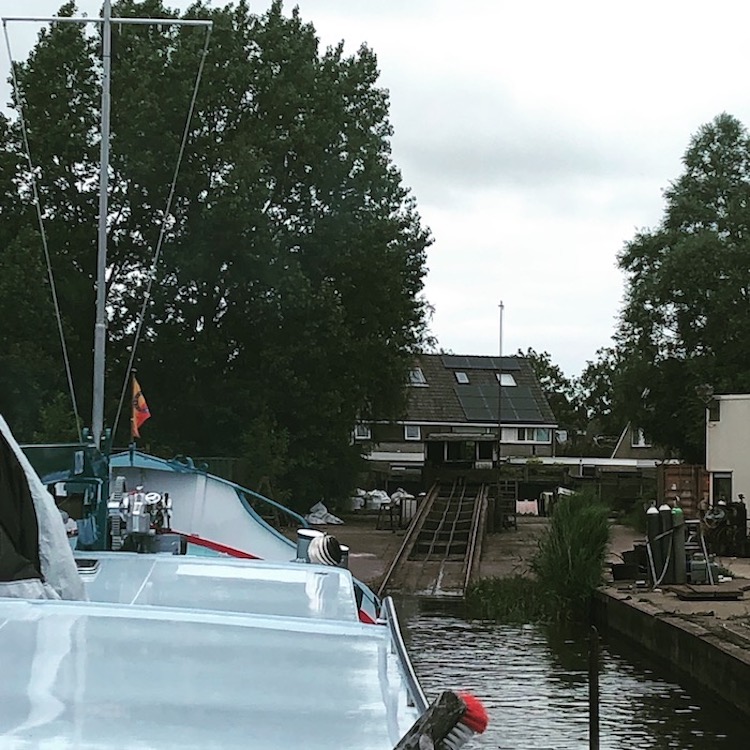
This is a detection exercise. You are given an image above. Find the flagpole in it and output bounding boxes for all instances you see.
[130,370,137,443]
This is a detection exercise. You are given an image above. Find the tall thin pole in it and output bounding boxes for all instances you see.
[498,300,504,359]
[589,625,600,749]
[495,300,506,528]
[92,0,112,446]
[497,300,504,468]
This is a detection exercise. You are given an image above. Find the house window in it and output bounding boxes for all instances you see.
[713,472,732,504]
[404,424,421,441]
[517,427,551,442]
[446,441,472,461]
[631,428,652,448]
[409,368,427,386]
[496,373,517,386]
[477,441,494,460]
[426,441,443,464]
[353,424,372,441]
[454,371,469,384]
[708,399,720,422]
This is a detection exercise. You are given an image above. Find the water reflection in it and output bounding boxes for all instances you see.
[403,606,746,749]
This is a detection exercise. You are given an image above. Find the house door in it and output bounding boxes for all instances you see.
[712,472,732,505]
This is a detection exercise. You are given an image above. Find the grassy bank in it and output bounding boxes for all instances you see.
[466,491,610,623]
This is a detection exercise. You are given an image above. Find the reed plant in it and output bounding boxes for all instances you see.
[531,489,610,622]
[466,490,610,623]
[465,575,548,623]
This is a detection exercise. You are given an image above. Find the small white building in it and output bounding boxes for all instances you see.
[705,394,750,528]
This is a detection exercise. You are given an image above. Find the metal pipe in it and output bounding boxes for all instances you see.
[91,0,112,446]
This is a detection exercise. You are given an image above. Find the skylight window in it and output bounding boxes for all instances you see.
[496,373,517,386]
[409,368,427,385]
[454,371,469,384]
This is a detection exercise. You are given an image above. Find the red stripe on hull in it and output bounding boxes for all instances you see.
[176,531,260,559]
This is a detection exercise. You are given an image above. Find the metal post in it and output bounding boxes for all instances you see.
[498,300,504,359]
[497,300,504,456]
[91,0,112,446]
[589,625,600,750]
[496,300,504,527]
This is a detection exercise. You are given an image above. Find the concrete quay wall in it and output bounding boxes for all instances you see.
[594,587,750,719]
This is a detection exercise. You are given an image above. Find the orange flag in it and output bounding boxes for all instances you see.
[131,375,151,439]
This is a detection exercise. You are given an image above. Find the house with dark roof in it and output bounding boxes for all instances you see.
[610,422,666,461]
[356,353,557,486]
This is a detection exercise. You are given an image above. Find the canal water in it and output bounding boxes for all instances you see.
[402,604,747,749]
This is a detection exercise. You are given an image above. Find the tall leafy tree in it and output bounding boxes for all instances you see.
[617,113,750,462]
[0,0,431,506]
[517,347,583,433]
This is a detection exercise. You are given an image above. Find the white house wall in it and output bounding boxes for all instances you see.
[705,394,750,504]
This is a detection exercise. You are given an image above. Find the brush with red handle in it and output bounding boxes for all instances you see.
[394,690,489,750]
[440,692,489,749]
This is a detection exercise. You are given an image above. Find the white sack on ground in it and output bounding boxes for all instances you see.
[390,488,414,505]
[365,489,390,510]
[305,501,344,525]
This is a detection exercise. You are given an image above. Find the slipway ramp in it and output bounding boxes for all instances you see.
[110,451,304,561]
[378,478,488,598]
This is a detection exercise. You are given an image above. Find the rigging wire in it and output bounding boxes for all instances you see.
[2,20,83,441]
[112,23,213,441]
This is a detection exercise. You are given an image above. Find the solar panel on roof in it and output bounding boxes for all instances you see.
[454,384,546,423]
[441,355,520,371]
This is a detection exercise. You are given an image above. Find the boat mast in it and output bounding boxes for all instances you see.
[3,5,212,449]
[92,0,113,448]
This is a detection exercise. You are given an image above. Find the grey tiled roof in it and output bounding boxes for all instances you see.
[407,354,557,426]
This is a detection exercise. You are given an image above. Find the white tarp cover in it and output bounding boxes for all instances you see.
[0,414,85,600]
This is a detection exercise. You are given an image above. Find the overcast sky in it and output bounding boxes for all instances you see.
[4,1,750,377]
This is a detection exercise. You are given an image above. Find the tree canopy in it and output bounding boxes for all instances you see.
[615,112,750,462]
[0,0,432,506]
[517,347,583,431]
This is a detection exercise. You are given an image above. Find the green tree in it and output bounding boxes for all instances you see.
[0,1,431,507]
[617,113,750,462]
[517,347,583,434]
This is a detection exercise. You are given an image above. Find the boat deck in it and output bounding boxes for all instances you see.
[74,552,361,622]
[0,596,419,749]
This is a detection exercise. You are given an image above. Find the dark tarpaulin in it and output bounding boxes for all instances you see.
[0,431,41,582]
